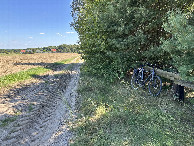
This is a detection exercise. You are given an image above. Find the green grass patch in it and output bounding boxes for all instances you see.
[0,53,21,56]
[72,67,194,145]
[0,117,17,127]
[0,67,49,88]
[53,57,78,66]
[28,103,35,112]
[0,56,78,88]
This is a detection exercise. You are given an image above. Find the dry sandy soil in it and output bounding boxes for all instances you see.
[0,56,83,145]
[0,53,79,77]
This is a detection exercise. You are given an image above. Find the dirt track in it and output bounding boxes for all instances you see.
[0,58,82,145]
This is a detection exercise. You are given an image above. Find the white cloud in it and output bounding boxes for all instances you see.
[56,33,66,37]
[40,33,45,34]
[56,33,62,36]
[28,37,33,39]
[66,32,75,34]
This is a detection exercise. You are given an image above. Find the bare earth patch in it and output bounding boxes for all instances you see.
[0,53,79,77]
[0,57,83,146]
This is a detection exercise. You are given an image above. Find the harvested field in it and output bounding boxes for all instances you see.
[0,57,83,145]
[0,53,79,77]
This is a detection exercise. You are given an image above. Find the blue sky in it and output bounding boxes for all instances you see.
[0,0,78,49]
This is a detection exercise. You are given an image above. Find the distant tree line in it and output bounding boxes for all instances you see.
[0,44,81,54]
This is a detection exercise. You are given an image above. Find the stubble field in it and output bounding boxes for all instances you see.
[0,53,79,77]
[0,53,82,145]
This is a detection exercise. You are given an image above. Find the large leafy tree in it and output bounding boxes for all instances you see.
[72,0,193,80]
[161,10,194,81]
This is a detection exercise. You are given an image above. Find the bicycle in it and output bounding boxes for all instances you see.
[131,64,162,96]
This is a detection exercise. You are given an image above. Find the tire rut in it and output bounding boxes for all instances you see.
[0,60,82,146]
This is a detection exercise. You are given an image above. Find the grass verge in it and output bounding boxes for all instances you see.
[72,68,194,145]
[0,53,21,56]
[0,56,78,88]
[52,56,78,66]
[0,67,49,88]
[0,117,17,127]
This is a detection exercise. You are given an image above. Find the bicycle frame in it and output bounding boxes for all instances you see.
[139,66,155,85]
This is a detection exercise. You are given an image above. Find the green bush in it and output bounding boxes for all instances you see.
[161,10,194,81]
[72,0,193,81]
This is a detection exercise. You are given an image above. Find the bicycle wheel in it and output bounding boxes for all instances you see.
[131,73,140,90]
[148,76,162,96]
